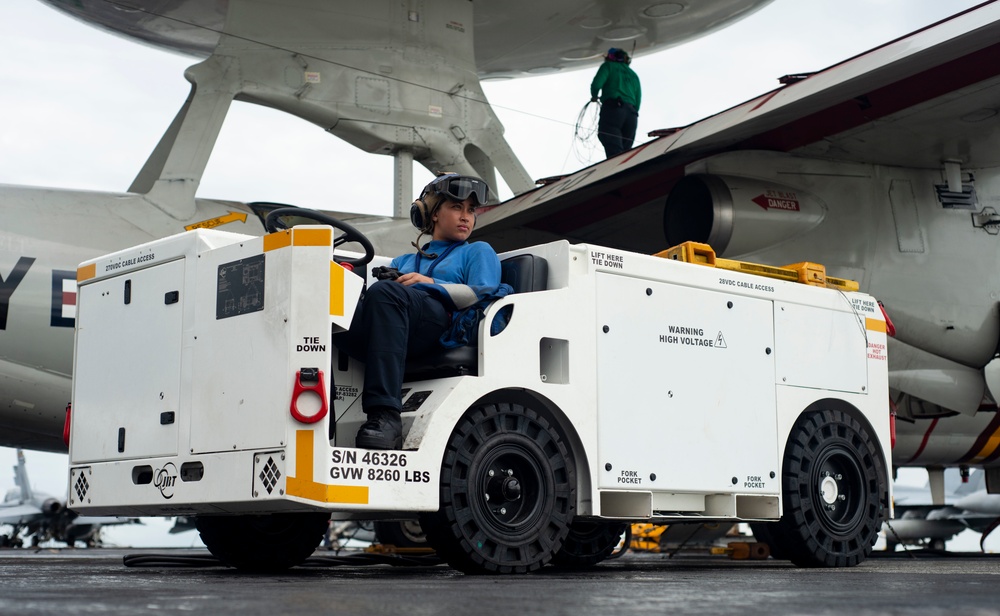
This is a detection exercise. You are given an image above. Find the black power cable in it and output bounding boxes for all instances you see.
[122,551,443,569]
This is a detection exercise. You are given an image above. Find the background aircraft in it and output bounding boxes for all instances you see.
[0,449,138,547]
[0,0,991,546]
[884,468,1000,551]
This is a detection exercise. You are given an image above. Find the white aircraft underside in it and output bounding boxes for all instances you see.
[47,0,771,76]
[4,0,1000,492]
[43,0,775,205]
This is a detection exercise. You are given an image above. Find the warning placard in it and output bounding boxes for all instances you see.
[658,326,726,349]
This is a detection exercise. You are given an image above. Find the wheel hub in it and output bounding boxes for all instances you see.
[820,474,839,505]
[813,447,866,534]
[477,445,547,532]
[486,468,523,506]
[502,476,522,500]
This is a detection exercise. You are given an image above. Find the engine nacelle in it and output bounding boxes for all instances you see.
[663,174,827,258]
[40,497,62,515]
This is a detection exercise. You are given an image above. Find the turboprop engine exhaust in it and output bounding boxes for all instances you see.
[663,175,827,257]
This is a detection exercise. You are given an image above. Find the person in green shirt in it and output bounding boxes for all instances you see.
[589,48,642,158]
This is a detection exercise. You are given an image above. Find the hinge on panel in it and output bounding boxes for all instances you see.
[972,207,1000,235]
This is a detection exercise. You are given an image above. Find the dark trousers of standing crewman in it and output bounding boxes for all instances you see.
[598,100,638,158]
[335,281,450,413]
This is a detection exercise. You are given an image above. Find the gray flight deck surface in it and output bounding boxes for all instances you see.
[2,549,1000,615]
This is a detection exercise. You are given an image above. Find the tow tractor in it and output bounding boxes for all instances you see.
[68,210,891,573]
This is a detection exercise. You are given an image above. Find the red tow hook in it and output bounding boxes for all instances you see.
[290,368,329,424]
[888,398,897,450]
[877,301,895,337]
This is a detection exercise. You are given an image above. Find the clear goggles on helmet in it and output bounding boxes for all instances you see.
[425,174,491,205]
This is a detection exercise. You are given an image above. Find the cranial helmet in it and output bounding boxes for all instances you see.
[409,173,491,232]
[606,47,630,64]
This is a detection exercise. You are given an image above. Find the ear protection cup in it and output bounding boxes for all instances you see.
[409,191,443,232]
[410,198,429,230]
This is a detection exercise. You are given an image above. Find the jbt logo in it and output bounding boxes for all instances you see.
[154,462,178,499]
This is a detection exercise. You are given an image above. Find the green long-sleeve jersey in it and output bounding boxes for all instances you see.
[590,61,641,111]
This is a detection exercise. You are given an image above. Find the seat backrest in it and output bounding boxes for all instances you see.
[500,254,548,293]
[402,254,547,380]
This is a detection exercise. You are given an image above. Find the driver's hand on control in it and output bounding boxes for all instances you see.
[396,272,434,286]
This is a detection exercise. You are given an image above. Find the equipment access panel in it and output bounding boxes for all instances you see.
[72,258,185,462]
[595,272,778,494]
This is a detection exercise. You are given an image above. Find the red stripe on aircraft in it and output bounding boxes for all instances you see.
[616,141,653,166]
[62,291,76,306]
[905,417,939,465]
[749,89,782,112]
[735,42,1000,153]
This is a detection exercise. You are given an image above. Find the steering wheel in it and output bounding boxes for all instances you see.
[264,207,375,268]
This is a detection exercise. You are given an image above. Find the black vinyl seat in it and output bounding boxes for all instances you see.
[403,254,548,379]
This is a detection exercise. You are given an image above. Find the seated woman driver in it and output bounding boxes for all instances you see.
[336,173,509,449]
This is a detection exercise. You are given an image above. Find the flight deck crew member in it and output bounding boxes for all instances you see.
[337,174,509,450]
[590,48,641,158]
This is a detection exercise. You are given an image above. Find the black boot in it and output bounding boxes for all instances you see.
[355,407,403,450]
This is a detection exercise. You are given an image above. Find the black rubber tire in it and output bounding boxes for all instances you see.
[421,401,576,574]
[550,519,628,568]
[748,522,789,560]
[196,512,329,571]
[374,520,428,548]
[773,409,887,567]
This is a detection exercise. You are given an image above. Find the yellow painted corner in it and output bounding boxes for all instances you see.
[77,263,96,282]
[263,231,292,252]
[294,228,332,246]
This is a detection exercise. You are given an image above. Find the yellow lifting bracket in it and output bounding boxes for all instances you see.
[655,241,860,292]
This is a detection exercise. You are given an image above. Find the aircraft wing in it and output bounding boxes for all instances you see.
[0,504,42,526]
[474,2,1000,254]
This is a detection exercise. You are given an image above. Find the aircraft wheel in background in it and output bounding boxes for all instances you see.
[374,520,427,548]
[550,519,628,568]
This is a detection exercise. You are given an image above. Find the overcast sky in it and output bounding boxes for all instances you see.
[0,0,990,548]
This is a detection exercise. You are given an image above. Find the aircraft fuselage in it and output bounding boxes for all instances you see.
[0,187,259,451]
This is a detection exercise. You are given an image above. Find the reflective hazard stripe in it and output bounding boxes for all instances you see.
[286,430,369,504]
[865,318,886,333]
[330,262,344,316]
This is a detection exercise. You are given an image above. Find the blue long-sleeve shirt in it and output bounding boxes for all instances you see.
[391,240,512,348]
[391,240,502,311]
